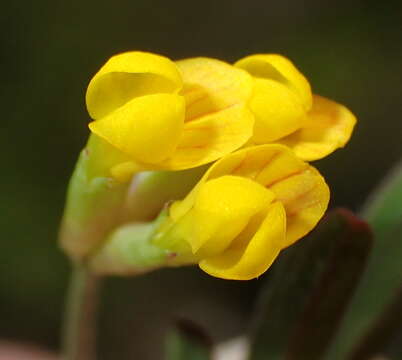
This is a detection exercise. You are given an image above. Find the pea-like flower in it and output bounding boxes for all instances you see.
[86,51,254,181]
[235,54,357,161]
[90,144,329,280]
[60,51,255,258]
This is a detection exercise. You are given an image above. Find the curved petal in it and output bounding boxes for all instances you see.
[172,144,329,248]
[269,166,329,247]
[185,176,275,257]
[212,144,329,247]
[247,77,306,143]
[176,57,253,122]
[86,51,183,119]
[235,54,312,111]
[204,144,306,183]
[154,176,275,262]
[205,144,329,247]
[278,95,357,161]
[89,94,185,165]
[199,201,286,280]
[110,161,142,183]
[161,103,254,170]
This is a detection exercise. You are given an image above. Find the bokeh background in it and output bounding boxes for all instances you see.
[1,0,401,358]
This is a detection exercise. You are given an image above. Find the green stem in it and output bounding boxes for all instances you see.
[62,263,101,360]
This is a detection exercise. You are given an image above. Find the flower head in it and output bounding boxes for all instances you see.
[235,54,356,161]
[86,51,254,181]
[61,50,352,266]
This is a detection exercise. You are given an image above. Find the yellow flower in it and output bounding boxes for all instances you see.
[235,54,357,161]
[86,51,255,181]
[146,144,329,280]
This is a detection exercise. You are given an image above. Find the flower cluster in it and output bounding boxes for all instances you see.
[60,51,355,280]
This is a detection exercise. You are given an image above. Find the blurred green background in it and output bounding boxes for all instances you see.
[1,0,401,358]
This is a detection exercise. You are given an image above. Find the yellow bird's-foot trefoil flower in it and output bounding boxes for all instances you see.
[234,54,357,161]
[89,144,329,280]
[60,51,255,259]
[87,51,255,181]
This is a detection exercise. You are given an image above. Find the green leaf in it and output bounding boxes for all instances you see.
[165,319,212,360]
[347,284,402,360]
[249,209,372,360]
[327,162,402,359]
[362,161,402,235]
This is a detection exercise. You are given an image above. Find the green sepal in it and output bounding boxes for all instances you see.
[88,221,171,275]
[59,135,130,259]
[126,166,207,221]
[89,207,200,275]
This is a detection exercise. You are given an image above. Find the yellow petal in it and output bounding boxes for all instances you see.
[199,201,286,280]
[219,144,329,248]
[110,161,142,183]
[155,176,275,259]
[269,166,329,247]
[235,53,312,110]
[247,77,306,143]
[176,57,253,122]
[278,95,357,161]
[167,144,286,221]
[206,144,306,184]
[161,103,254,170]
[89,94,185,165]
[86,51,183,119]
[207,145,329,247]
[184,175,275,257]
[174,144,329,248]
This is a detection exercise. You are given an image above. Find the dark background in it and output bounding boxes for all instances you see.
[1,0,401,358]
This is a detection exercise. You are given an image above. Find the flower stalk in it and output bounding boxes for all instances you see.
[62,264,100,360]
